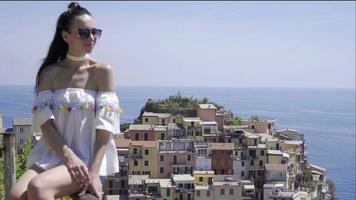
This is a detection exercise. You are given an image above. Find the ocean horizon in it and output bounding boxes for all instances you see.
[0,85,355,199]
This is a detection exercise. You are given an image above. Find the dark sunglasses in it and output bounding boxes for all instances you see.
[77,27,102,39]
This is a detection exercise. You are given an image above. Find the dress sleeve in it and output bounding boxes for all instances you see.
[94,91,122,135]
[31,90,55,133]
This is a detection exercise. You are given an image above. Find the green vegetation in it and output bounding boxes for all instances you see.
[16,140,32,179]
[141,92,224,116]
[0,157,4,200]
[327,178,338,200]
[300,168,317,191]
[138,92,241,126]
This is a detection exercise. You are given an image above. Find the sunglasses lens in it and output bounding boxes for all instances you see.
[92,29,102,39]
[78,28,90,39]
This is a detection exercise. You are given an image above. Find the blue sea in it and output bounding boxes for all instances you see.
[0,85,355,199]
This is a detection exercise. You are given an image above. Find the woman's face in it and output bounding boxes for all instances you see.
[63,14,99,55]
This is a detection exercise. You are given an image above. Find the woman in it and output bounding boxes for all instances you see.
[10,2,121,200]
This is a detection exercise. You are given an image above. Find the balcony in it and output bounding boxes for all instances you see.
[130,154,143,159]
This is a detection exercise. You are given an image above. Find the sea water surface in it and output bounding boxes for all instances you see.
[0,85,355,199]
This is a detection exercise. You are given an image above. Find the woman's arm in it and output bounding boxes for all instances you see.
[83,63,116,199]
[37,67,90,185]
[41,120,90,184]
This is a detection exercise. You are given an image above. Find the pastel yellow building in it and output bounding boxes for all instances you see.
[142,112,171,126]
[193,170,214,185]
[129,140,159,178]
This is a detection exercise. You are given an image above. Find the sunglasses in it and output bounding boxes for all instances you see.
[76,27,102,39]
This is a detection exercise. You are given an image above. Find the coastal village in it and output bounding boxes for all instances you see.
[0,95,333,200]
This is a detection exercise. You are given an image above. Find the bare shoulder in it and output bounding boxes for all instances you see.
[94,62,115,92]
[37,63,58,92]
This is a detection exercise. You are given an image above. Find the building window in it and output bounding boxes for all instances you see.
[160,167,164,173]
[241,161,245,166]
[208,177,213,184]
[173,155,177,165]
[229,188,234,195]
[261,150,265,156]
[199,177,203,182]
[20,128,24,133]
[220,188,225,195]
[206,191,210,196]
[20,138,23,145]
[241,171,245,177]
[250,160,254,166]
[259,160,263,166]
[167,189,170,197]
[144,160,149,166]
[145,149,149,155]
[173,119,176,123]
[144,133,149,141]
[239,138,243,144]
[134,160,138,166]
[144,118,148,122]
[135,133,139,140]
[162,119,166,125]
[161,133,165,140]
[187,154,191,161]
[160,155,164,161]
[133,148,137,154]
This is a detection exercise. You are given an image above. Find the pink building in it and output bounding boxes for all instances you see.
[197,104,217,121]
[215,113,225,131]
[240,119,275,134]
[129,124,155,141]
[158,151,196,178]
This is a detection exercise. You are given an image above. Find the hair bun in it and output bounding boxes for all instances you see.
[68,2,80,10]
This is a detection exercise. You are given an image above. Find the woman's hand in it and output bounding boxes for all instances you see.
[64,154,90,186]
[79,172,103,200]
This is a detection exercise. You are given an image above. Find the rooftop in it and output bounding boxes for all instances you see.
[154,126,167,131]
[183,117,201,122]
[129,124,154,131]
[114,138,131,148]
[128,175,149,185]
[283,140,303,145]
[13,118,32,126]
[195,185,209,190]
[130,140,158,148]
[198,104,217,110]
[193,170,215,175]
[172,174,194,182]
[201,121,218,125]
[210,143,234,150]
[146,178,173,188]
[142,111,171,118]
[267,150,283,155]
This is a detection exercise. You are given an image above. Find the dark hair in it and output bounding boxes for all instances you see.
[34,2,91,94]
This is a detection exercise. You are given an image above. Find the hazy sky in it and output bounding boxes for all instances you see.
[0,1,355,88]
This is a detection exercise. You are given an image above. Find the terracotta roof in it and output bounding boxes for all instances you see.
[210,143,234,150]
[114,137,131,148]
[130,140,158,148]
[265,164,288,171]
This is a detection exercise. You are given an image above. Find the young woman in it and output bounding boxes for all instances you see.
[10,2,121,200]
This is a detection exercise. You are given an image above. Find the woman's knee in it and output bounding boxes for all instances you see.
[27,176,52,199]
[9,186,26,200]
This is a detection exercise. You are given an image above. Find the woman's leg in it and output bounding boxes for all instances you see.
[10,165,43,200]
[27,164,83,200]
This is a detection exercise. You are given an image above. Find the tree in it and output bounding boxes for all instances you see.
[16,139,32,179]
[0,157,5,200]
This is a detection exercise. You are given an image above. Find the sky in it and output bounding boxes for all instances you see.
[0,1,355,88]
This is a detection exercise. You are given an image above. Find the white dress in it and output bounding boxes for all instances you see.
[27,88,122,176]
